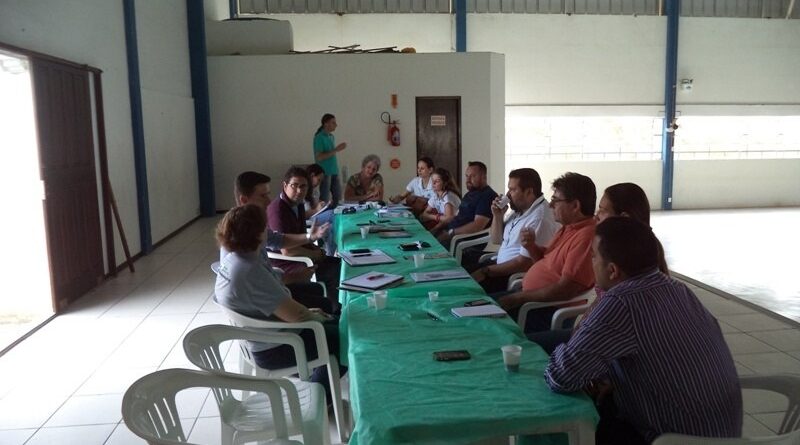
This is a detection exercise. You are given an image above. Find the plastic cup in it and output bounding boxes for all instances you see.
[373,292,387,310]
[413,253,425,268]
[428,291,439,302]
[366,296,376,308]
[501,345,522,372]
[496,195,510,209]
[360,226,369,239]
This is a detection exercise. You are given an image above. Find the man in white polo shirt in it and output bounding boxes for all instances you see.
[470,168,559,293]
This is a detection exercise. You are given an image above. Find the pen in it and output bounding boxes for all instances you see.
[366,274,386,281]
[427,311,442,322]
[352,253,372,257]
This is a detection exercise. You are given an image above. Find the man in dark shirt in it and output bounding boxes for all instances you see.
[267,166,341,302]
[436,161,497,247]
[545,217,742,444]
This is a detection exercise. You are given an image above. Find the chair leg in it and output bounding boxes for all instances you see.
[221,421,235,445]
[327,355,349,443]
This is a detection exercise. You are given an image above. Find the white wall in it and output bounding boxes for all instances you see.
[207,53,505,208]
[674,160,800,208]
[278,13,800,209]
[0,0,139,266]
[0,0,200,265]
[136,1,199,243]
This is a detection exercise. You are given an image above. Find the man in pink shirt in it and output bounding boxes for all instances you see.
[497,172,597,333]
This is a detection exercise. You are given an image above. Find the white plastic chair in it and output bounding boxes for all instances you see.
[121,368,303,445]
[652,374,800,444]
[214,301,350,443]
[653,429,800,445]
[266,252,327,298]
[507,274,596,331]
[740,374,800,435]
[183,324,331,445]
[449,228,491,263]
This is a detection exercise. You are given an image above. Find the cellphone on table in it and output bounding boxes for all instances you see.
[433,350,471,361]
[398,243,420,251]
[349,248,371,254]
[464,299,491,307]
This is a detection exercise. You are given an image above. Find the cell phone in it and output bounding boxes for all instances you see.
[433,350,471,361]
[399,243,420,251]
[377,219,391,223]
[349,248,371,254]
[464,299,491,307]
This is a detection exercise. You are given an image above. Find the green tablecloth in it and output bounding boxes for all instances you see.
[334,209,598,444]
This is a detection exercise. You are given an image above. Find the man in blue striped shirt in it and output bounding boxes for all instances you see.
[545,217,742,444]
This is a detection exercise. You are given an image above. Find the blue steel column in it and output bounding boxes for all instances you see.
[455,0,466,52]
[661,0,680,210]
[187,0,217,216]
[229,0,238,18]
[123,0,153,254]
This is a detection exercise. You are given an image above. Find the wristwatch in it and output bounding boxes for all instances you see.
[447,228,455,237]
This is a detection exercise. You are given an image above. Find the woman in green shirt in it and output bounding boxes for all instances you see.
[313,113,347,206]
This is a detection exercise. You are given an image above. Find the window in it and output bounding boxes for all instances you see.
[673,116,800,160]
[505,115,662,169]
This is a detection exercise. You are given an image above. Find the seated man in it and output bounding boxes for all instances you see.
[267,166,341,301]
[496,172,596,333]
[469,168,559,293]
[545,217,742,444]
[436,161,497,248]
[234,171,335,313]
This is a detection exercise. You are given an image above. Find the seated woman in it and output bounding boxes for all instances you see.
[389,156,435,214]
[344,154,384,202]
[420,168,461,235]
[305,163,337,256]
[214,204,344,400]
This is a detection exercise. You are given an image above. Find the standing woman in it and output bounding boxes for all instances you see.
[344,154,384,202]
[420,168,461,234]
[389,156,435,214]
[313,114,346,206]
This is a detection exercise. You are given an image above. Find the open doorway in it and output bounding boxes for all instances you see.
[0,51,54,351]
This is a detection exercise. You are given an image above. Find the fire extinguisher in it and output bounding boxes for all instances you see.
[381,112,401,147]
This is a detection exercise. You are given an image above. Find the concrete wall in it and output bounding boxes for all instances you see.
[207,52,505,208]
[276,13,800,209]
[136,1,199,243]
[0,0,199,264]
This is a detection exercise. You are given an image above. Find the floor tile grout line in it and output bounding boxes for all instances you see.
[20,228,216,442]
[673,272,800,329]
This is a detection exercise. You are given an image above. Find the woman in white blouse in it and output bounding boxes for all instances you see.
[389,157,435,213]
[420,167,461,235]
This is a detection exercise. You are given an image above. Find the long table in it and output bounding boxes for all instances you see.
[335,209,598,444]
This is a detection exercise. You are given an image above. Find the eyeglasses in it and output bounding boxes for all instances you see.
[287,183,308,190]
[550,196,573,205]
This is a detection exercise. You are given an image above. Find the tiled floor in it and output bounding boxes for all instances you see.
[652,208,800,324]
[0,215,798,444]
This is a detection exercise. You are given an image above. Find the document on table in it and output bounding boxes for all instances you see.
[451,305,507,318]
[339,249,397,267]
[410,269,471,283]
[340,271,404,292]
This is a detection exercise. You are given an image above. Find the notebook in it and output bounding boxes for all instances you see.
[410,269,471,283]
[451,305,507,318]
[339,249,397,267]
[339,271,404,292]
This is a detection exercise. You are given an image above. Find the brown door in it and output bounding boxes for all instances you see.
[416,97,462,190]
[31,59,104,312]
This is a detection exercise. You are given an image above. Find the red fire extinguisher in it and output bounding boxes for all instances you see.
[381,112,401,147]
